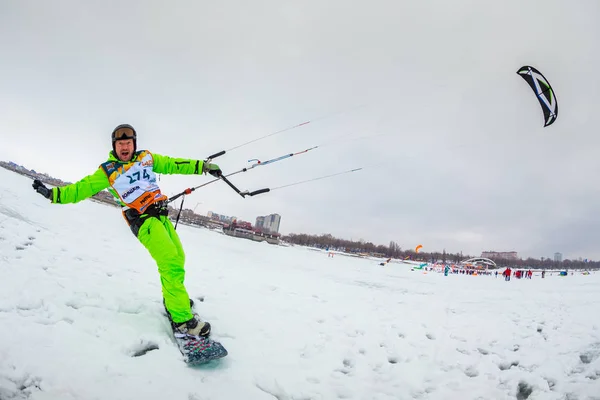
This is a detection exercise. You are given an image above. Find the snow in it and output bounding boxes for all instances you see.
[1,166,599,400]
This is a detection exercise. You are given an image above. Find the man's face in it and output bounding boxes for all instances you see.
[115,139,134,162]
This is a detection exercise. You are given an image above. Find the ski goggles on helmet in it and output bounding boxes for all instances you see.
[112,126,136,142]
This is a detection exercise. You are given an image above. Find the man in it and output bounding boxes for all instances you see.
[32,124,222,337]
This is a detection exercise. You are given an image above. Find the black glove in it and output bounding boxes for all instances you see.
[203,162,222,178]
[32,179,52,200]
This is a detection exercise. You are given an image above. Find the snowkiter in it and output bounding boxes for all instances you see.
[31,124,222,337]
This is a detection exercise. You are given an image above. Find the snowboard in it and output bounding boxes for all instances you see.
[167,297,228,365]
[172,332,228,365]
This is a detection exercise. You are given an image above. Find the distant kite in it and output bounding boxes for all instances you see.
[516,66,558,127]
[415,244,423,253]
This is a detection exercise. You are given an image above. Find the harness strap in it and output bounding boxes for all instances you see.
[123,201,169,237]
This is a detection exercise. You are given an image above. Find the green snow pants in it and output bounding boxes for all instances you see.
[137,215,193,323]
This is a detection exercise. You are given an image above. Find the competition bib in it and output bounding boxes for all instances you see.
[101,151,167,213]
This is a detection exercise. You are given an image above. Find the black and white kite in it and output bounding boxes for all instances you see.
[517,66,558,127]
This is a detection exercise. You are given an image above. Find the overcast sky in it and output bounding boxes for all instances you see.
[1,0,599,260]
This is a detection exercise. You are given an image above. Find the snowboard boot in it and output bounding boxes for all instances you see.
[164,298,211,337]
[173,316,211,338]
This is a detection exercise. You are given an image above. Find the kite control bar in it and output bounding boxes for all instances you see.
[168,149,270,230]
[168,149,270,204]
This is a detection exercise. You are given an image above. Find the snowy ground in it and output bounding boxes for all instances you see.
[1,167,599,400]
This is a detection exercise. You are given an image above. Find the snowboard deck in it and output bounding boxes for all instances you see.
[173,332,228,364]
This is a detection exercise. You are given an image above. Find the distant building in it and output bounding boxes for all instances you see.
[481,251,519,260]
[255,216,265,230]
[554,252,562,262]
[207,211,235,224]
[256,213,281,233]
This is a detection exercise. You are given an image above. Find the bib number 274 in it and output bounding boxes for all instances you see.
[128,169,150,184]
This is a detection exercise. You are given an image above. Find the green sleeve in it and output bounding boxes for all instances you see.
[152,153,204,175]
[52,168,110,204]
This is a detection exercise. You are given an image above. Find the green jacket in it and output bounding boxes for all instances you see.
[52,150,204,206]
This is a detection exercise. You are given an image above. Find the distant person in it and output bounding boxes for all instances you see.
[31,124,222,338]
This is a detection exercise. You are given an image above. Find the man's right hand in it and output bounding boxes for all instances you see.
[32,179,52,200]
[203,162,222,178]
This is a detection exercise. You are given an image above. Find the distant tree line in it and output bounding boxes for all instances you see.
[281,232,600,270]
[280,233,470,263]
